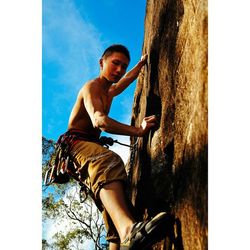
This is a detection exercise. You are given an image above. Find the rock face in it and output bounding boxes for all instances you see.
[127,0,208,249]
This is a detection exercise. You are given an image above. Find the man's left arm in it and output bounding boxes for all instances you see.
[109,54,148,97]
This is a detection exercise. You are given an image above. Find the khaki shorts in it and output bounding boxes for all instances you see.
[70,140,127,243]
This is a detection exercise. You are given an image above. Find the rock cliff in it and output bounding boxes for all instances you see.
[127,0,208,249]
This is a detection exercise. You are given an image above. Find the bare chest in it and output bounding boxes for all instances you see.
[101,94,113,114]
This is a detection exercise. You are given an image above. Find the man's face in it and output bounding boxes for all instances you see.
[101,52,129,82]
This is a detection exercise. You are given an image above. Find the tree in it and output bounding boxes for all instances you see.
[42,137,107,250]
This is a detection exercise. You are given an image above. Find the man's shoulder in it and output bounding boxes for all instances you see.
[81,79,100,96]
[83,78,99,89]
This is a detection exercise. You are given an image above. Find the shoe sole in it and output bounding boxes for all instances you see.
[130,212,169,250]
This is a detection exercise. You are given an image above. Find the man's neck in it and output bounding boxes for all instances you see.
[97,76,113,92]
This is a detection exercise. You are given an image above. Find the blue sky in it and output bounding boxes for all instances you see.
[43,0,147,143]
[42,0,146,245]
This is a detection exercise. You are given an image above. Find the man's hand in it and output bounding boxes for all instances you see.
[138,115,157,137]
[140,54,148,65]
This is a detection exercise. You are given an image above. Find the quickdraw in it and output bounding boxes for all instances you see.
[44,133,77,186]
[43,132,140,212]
[43,133,138,190]
[99,136,138,149]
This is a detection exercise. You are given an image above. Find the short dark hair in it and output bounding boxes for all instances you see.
[101,44,130,62]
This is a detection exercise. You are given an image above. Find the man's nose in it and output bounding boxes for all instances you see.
[116,65,123,74]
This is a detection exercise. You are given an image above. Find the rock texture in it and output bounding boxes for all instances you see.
[127,0,208,249]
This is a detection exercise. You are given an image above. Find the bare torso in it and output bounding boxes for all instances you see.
[67,53,153,139]
[68,79,113,138]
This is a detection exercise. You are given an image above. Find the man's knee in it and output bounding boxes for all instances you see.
[109,242,120,250]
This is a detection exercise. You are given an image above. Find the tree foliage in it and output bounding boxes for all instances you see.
[42,137,107,250]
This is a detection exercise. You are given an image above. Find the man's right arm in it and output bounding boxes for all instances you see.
[83,83,157,137]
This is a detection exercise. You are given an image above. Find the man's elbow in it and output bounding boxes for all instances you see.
[93,114,109,131]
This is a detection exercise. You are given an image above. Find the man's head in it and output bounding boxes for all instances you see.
[101,44,130,62]
[99,44,130,83]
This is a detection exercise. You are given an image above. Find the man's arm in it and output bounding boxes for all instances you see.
[83,81,156,137]
[108,54,148,97]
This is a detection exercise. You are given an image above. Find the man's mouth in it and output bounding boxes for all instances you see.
[112,74,121,80]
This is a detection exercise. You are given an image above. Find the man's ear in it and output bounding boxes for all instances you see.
[99,58,103,69]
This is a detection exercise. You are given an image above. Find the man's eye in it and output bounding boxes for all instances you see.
[113,61,119,65]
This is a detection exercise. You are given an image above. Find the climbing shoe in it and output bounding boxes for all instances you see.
[120,212,169,250]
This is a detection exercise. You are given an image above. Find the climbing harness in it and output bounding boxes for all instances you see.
[44,133,139,206]
[44,131,81,186]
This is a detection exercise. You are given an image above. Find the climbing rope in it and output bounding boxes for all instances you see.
[99,136,139,182]
[44,135,139,205]
[99,136,139,149]
[79,136,139,204]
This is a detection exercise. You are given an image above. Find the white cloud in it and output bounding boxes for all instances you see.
[43,0,106,137]
[43,0,104,91]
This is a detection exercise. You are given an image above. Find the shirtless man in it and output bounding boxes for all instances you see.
[66,44,168,249]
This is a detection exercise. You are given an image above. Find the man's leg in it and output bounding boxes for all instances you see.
[99,181,171,249]
[109,242,120,250]
[99,181,135,242]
